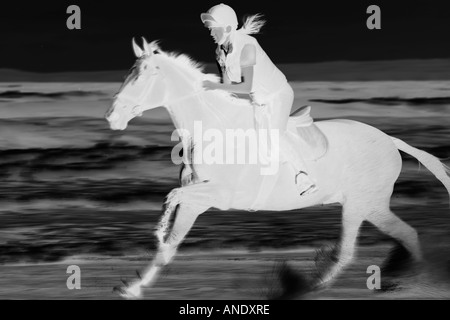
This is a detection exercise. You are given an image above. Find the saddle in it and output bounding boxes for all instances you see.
[247,105,328,211]
[287,106,329,161]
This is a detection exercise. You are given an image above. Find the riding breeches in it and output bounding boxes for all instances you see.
[253,82,308,172]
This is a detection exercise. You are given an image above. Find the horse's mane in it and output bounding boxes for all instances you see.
[148,41,211,80]
[152,42,249,105]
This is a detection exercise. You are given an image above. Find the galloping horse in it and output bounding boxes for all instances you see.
[105,38,450,299]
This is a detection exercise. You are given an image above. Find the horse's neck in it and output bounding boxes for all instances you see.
[165,68,251,134]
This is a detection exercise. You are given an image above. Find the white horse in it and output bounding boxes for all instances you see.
[105,38,450,299]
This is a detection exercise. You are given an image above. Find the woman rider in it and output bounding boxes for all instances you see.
[201,3,317,196]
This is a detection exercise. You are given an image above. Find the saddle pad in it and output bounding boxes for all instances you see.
[288,106,329,161]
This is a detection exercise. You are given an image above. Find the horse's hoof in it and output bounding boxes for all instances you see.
[267,261,314,300]
[379,280,401,292]
[382,243,417,277]
[113,285,126,295]
[113,282,142,299]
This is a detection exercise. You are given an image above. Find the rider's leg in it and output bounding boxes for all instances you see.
[269,84,317,195]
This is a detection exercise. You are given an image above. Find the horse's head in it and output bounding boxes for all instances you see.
[106,38,167,130]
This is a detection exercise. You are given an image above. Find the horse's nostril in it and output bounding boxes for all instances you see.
[106,110,119,122]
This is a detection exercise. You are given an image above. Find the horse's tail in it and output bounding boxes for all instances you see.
[391,136,450,202]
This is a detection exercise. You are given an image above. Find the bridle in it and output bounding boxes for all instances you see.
[111,55,211,119]
[113,63,162,117]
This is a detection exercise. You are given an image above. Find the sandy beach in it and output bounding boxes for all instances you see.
[1,245,449,300]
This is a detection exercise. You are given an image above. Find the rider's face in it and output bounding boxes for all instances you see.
[208,26,226,44]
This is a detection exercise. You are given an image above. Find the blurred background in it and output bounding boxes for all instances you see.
[0,0,449,299]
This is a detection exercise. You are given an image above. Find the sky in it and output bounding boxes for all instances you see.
[0,0,449,72]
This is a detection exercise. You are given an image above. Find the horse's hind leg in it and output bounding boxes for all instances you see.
[367,202,422,262]
[315,202,364,286]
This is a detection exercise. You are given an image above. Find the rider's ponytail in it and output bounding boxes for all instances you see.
[238,14,265,35]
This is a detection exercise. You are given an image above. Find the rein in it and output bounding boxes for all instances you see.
[164,86,206,107]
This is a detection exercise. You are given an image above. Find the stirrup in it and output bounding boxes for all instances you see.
[295,171,318,196]
[300,184,317,196]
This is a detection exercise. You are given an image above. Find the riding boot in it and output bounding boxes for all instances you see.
[280,135,318,196]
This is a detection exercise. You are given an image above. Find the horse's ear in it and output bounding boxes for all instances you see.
[149,40,161,54]
[141,37,152,55]
[132,37,144,57]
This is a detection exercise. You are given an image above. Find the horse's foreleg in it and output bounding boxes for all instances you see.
[315,204,363,287]
[154,203,208,267]
[117,203,208,299]
[116,182,232,299]
[152,182,232,267]
[148,203,208,282]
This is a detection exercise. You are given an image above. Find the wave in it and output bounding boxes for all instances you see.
[309,96,450,106]
[0,143,177,182]
[0,178,175,200]
[1,204,449,264]
[0,90,107,100]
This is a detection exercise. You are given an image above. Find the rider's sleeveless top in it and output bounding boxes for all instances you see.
[217,32,287,104]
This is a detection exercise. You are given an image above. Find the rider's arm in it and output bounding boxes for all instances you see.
[218,66,253,93]
[222,71,232,85]
[205,44,256,94]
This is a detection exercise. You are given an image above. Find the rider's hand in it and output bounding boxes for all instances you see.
[203,80,219,91]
